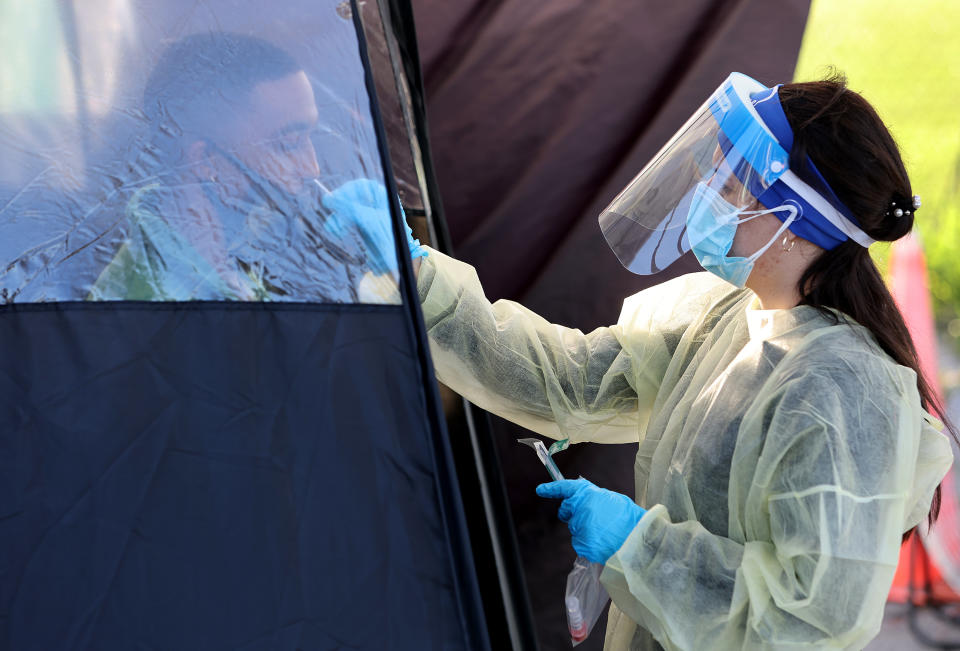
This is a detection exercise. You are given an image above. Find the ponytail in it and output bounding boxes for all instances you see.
[780,74,957,538]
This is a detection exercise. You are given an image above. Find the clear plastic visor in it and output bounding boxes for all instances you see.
[599,77,787,275]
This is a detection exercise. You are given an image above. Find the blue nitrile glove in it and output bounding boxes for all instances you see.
[536,478,647,564]
[404,220,428,260]
[321,179,427,275]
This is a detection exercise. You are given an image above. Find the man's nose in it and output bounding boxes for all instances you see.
[294,142,321,185]
[300,140,321,179]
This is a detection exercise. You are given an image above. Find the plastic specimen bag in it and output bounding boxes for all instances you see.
[518,438,610,646]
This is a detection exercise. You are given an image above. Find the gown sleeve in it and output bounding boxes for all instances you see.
[417,248,731,444]
[599,349,954,650]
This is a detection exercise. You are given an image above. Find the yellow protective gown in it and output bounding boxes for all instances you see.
[416,248,953,651]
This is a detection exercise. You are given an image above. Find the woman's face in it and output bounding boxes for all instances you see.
[705,149,784,265]
[707,147,754,207]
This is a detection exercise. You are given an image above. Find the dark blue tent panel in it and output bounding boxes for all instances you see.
[1,305,476,650]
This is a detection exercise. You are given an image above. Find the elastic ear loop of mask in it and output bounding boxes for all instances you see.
[740,204,799,262]
[714,202,799,261]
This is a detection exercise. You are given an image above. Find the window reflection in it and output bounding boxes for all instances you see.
[90,33,401,304]
[1,30,402,305]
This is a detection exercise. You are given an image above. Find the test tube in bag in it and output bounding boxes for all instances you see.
[517,438,611,646]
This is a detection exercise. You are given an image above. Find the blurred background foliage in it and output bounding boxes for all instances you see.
[794,0,960,338]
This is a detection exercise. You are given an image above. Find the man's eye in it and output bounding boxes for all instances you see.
[278,138,298,154]
[270,133,310,155]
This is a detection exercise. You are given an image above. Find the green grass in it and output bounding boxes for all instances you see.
[793,0,960,332]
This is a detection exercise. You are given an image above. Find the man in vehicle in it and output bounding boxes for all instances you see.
[90,32,403,303]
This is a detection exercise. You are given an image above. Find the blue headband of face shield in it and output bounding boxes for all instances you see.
[711,79,874,250]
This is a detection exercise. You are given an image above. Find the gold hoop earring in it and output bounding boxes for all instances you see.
[781,235,796,253]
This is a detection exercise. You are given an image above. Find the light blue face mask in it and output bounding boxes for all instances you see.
[685,182,798,288]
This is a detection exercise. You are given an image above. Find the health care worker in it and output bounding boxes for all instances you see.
[406,73,955,649]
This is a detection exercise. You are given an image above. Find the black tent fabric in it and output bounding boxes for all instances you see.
[410,1,812,648]
[0,1,490,649]
[1,305,481,650]
[413,0,813,323]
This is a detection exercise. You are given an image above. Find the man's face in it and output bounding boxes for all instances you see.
[209,70,321,197]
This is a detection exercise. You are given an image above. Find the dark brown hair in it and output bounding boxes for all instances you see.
[778,73,956,540]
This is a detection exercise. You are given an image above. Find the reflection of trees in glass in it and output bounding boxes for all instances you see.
[0,0,137,115]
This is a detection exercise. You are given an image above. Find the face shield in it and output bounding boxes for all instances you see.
[599,72,875,281]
